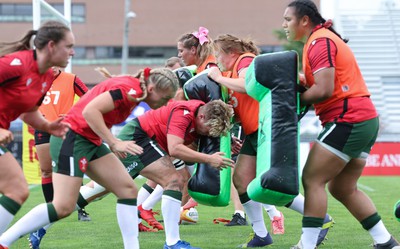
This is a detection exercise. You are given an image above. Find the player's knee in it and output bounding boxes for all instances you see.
[164,173,185,191]
[301,174,316,191]
[126,182,138,196]
[41,170,52,178]
[328,183,351,202]
[232,175,245,193]
[5,181,29,204]
[13,187,30,204]
[20,185,30,203]
[54,203,76,218]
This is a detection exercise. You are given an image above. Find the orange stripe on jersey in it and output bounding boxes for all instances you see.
[303,28,371,118]
[229,53,259,135]
[39,72,76,122]
[196,55,217,74]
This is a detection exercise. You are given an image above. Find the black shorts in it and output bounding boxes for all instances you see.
[34,130,51,145]
[117,119,167,178]
[317,118,379,162]
[50,130,111,177]
[239,131,258,156]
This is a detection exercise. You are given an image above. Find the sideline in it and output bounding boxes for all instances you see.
[357,183,375,192]
[29,184,40,190]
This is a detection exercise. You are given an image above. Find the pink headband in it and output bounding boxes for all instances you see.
[192,27,209,45]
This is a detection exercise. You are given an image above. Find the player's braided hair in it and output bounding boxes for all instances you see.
[0,21,70,56]
[165,56,185,68]
[202,100,234,137]
[288,0,348,43]
[95,67,179,102]
[214,34,260,56]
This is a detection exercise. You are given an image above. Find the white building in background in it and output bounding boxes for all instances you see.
[301,0,400,142]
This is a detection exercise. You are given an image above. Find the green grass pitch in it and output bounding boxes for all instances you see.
[8,176,400,248]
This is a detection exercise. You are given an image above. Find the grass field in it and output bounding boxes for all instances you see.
[7,176,400,249]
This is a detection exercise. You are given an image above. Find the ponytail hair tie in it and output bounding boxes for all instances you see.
[192,26,209,45]
[143,67,151,80]
[323,19,333,29]
[313,19,333,33]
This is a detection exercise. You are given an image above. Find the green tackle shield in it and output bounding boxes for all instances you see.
[183,70,231,206]
[245,51,300,206]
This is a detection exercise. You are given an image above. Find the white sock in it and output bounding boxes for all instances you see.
[287,194,305,214]
[369,220,391,244]
[301,227,321,249]
[43,223,53,231]
[137,185,153,206]
[0,205,15,235]
[235,210,246,219]
[243,200,268,237]
[142,185,163,210]
[79,182,107,202]
[116,202,139,249]
[0,203,51,246]
[263,204,280,220]
[162,194,181,246]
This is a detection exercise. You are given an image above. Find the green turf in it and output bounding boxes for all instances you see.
[8,176,400,248]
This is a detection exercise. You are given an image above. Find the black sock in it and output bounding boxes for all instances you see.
[42,178,54,203]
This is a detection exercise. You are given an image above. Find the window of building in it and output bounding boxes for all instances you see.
[0,3,86,23]
[73,47,86,59]
[0,4,31,22]
[74,46,186,62]
[15,4,31,16]
[0,4,14,15]
[128,46,177,59]
[45,4,86,23]
[70,45,283,63]
[94,47,110,59]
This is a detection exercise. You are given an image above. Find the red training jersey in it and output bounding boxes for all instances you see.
[138,100,204,153]
[65,76,143,146]
[0,50,54,129]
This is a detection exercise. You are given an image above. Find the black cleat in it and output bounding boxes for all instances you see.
[225,213,248,226]
[78,208,91,221]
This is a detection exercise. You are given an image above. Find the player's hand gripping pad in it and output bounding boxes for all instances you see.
[245,51,300,206]
[183,70,231,206]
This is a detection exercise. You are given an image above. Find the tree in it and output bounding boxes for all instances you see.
[273,29,304,71]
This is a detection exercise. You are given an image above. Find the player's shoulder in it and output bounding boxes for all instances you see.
[1,50,33,71]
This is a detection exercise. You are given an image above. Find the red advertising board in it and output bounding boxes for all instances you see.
[363,142,400,175]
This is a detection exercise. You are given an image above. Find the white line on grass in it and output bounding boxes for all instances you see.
[29,184,40,190]
[357,183,375,192]
[0,185,39,197]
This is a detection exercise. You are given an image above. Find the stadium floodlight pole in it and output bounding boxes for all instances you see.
[122,0,136,74]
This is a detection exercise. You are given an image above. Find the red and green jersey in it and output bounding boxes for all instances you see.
[0,50,54,129]
[65,76,143,145]
[138,100,204,153]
